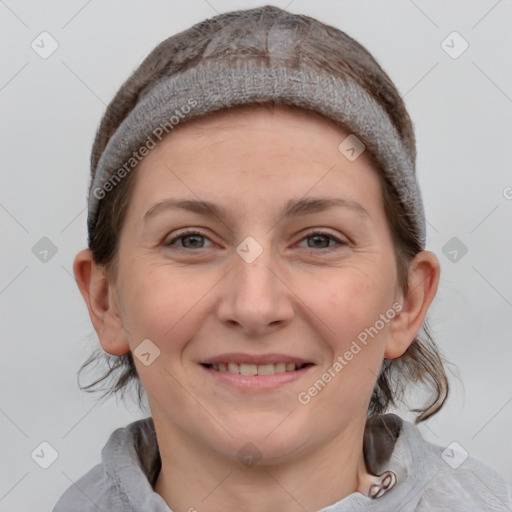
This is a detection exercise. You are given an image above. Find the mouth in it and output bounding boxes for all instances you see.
[199,354,315,390]
[201,361,313,375]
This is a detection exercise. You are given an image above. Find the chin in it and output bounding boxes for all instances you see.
[217,417,308,464]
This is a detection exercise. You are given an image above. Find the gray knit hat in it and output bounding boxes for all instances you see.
[88,5,425,247]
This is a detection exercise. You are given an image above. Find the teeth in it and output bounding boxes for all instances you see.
[274,362,286,373]
[257,364,275,375]
[209,362,304,375]
[239,363,258,376]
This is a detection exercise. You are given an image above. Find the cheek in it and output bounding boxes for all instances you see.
[117,267,216,399]
[117,265,209,348]
[306,276,391,411]
[311,266,395,403]
[323,268,394,340]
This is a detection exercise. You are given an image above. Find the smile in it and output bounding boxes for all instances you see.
[199,354,315,390]
[203,362,311,375]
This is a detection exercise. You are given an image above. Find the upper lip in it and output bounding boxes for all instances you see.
[200,353,313,366]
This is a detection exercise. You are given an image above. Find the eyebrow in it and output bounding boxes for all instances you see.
[144,196,370,223]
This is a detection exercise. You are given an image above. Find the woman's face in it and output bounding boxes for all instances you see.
[108,105,406,463]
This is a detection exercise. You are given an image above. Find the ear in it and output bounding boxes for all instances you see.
[384,250,440,359]
[73,249,130,356]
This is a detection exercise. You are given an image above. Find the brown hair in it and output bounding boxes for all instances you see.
[79,5,449,423]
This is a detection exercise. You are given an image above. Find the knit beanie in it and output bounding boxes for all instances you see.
[87,5,425,248]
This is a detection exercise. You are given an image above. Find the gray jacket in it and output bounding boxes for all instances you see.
[52,415,512,511]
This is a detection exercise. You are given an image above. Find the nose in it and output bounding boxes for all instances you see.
[216,243,295,336]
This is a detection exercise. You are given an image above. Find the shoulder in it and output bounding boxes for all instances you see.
[417,441,512,510]
[394,418,512,511]
[52,417,159,512]
[52,463,117,512]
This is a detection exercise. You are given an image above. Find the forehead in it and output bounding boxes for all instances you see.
[172,103,359,146]
[128,103,385,218]
[143,103,378,172]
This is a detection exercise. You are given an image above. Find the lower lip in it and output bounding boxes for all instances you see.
[199,364,314,390]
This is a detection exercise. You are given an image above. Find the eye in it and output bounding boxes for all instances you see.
[163,229,348,252]
[163,230,213,249]
[296,230,348,251]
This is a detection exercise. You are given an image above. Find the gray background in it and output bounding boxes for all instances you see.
[1,0,511,510]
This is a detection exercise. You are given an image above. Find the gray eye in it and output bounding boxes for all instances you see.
[306,234,332,249]
[180,234,206,248]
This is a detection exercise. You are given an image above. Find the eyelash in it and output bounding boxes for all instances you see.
[164,229,348,253]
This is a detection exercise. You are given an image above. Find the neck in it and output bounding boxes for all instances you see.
[153,414,371,512]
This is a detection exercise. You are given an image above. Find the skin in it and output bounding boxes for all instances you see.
[74,105,440,512]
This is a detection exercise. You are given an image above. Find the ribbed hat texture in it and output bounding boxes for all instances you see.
[88,6,425,247]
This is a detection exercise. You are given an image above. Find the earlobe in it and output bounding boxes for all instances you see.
[73,249,131,356]
[384,251,440,359]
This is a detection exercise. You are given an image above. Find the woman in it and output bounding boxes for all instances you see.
[53,5,512,511]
